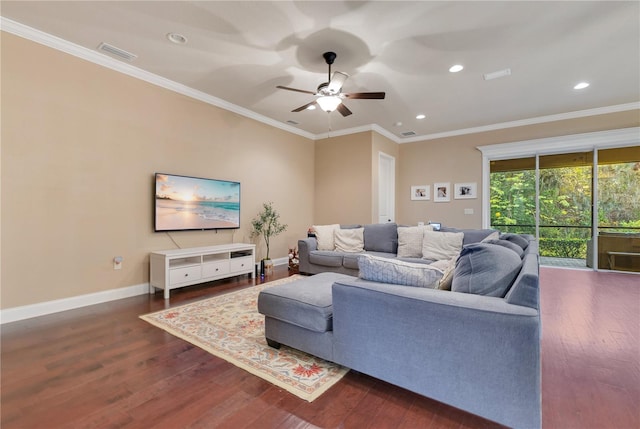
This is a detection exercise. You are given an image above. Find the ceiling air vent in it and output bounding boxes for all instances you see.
[401,131,416,137]
[483,68,511,81]
[97,42,138,62]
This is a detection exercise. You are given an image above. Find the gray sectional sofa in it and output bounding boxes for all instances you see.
[258,225,541,428]
[298,222,503,276]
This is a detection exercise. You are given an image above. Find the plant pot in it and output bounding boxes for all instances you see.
[264,259,274,276]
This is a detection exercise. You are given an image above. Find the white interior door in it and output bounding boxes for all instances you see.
[378,152,395,223]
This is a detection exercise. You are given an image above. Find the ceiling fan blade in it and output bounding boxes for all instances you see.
[344,92,386,99]
[337,103,352,117]
[327,71,349,94]
[291,101,317,112]
[276,85,316,95]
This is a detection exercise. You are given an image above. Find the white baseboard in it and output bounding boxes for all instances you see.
[0,283,149,324]
[272,256,289,266]
[2,257,292,324]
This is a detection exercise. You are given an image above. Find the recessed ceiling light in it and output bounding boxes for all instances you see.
[574,82,590,90]
[416,114,426,120]
[167,32,188,44]
[394,121,403,127]
[449,64,464,73]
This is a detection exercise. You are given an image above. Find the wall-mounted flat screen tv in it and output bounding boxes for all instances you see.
[154,173,240,232]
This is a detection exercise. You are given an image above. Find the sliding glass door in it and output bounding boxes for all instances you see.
[596,148,640,271]
[538,152,592,267]
[489,146,640,271]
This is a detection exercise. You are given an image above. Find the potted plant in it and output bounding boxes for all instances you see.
[251,202,287,276]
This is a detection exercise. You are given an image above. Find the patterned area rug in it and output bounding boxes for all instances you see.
[140,275,348,402]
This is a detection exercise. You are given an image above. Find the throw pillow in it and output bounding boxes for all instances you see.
[429,257,457,290]
[422,230,464,261]
[452,243,522,297]
[313,224,339,250]
[481,231,500,242]
[397,225,433,258]
[334,227,365,253]
[437,256,457,290]
[500,233,530,250]
[358,254,443,288]
[484,238,525,258]
[363,223,398,253]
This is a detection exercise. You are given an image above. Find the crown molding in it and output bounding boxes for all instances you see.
[2,17,637,145]
[398,102,640,143]
[313,123,400,142]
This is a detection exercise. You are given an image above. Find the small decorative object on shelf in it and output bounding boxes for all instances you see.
[288,247,299,274]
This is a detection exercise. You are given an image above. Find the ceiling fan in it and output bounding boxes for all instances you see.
[276,51,385,117]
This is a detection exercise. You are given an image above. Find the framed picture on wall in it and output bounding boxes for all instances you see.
[434,182,450,202]
[454,182,477,199]
[411,185,430,200]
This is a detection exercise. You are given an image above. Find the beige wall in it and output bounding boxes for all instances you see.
[397,110,640,228]
[1,33,314,309]
[314,132,372,224]
[314,131,400,225]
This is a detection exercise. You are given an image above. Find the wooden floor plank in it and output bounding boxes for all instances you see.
[1,266,638,428]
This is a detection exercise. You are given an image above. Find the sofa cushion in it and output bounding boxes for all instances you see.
[342,253,363,269]
[334,227,364,252]
[440,227,499,245]
[397,225,433,258]
[484,238,525,258]
[505,253,539,309]
[309,250,343,267]
[422,230,464,261]
[500,233,530,250]
[258,272,354,332]
[358,254,443,288]
[452,243,522,297]
[363,223,398,253]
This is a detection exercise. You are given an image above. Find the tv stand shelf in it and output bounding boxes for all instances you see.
[150,243,256,299]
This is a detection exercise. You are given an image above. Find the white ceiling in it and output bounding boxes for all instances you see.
[2,1,639,141]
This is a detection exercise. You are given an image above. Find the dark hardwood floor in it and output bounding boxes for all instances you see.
[1,266,638,428]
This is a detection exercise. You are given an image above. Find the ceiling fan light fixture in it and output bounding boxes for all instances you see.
[316,96,342,112]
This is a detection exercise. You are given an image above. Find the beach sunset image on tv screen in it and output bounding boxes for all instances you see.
[155,173,240,231]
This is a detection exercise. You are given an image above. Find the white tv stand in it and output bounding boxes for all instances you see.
[150,243,256,299]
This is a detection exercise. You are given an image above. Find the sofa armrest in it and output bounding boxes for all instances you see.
[331,278,541,429]
[298,237,317,274]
